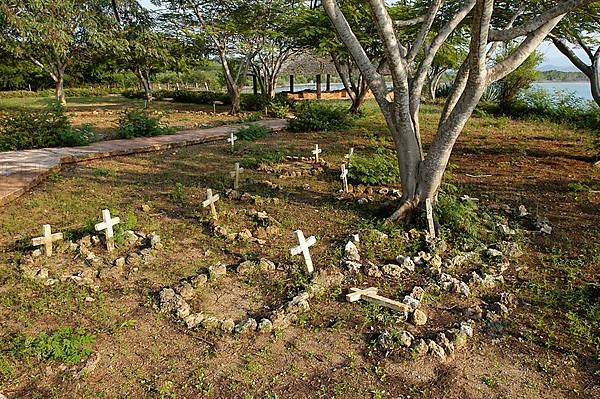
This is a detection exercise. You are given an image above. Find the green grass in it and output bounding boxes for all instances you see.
[10,327,95,364]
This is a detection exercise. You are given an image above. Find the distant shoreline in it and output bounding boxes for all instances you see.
[536,79,588,83]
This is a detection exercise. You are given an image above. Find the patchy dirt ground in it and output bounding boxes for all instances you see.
[0,100,598,399]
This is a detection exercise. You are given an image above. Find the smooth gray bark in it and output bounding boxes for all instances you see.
[322,0,586,221]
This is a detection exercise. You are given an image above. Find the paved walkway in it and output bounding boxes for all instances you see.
[0,119,288,206]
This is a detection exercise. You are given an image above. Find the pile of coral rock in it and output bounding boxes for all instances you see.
[20,231,162,289]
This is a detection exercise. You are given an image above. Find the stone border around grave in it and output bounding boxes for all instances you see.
[21,231,163,289]
[155,262,344,336]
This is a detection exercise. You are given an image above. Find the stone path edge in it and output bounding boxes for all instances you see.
[0,119,288,207]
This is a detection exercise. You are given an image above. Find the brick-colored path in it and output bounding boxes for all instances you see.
[0,119,288,206]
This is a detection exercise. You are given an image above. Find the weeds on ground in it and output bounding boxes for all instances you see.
[10,327,95,364]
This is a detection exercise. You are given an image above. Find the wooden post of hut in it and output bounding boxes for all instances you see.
[289,75,294,93]
[326,74,331,92]
[316,74,322,99]
[252,75,258,96]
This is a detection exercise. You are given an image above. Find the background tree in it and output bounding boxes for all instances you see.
[295,0,384,113]
[321,0,594,221]
[159,0,265,114]
[495,44,543,108]
[98,0,174,100]
[0,0,100,105]
[549,3,600,107]
[251,0,304,100]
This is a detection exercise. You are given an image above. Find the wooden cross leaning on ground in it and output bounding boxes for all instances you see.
[340,164,349,193]
[202,188,220,220]
[32,224,63,257]
[290,230,317,273]
[230,162,244,190]
[312,144,322,163]
[94,209,120,252]
[346,287,410,313]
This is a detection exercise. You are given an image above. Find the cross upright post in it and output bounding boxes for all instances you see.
[230,162,244,190]
[344,147,354,167]
[94,209,121,251]
[227,132,238,149]
[312,144,322,163]
[290,230,317,273]
[340,164,349,193]
[202,188,220,220]
[32,224,63,257]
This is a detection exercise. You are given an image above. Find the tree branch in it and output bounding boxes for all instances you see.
[321,0,390,106]
[407,0,444,63]
[488,0,595,42]
[550,35,592,76]
[488,14,564,83]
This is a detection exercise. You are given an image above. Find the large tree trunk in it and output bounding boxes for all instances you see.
[230,88,242,115]
[133,67,153,101]
[591,49,600,107]
[55,76,66,106]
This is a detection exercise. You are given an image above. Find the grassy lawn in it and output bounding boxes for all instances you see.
[0,95,253,143]
[0,99,598,398]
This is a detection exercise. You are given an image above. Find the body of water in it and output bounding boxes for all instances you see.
[532,81,592,101]
[277,81,593,101]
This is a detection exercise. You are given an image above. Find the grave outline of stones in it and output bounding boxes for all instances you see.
[346,287,410,313]
[230,162,244,190]
[94,209,121,251]
[32,224,63,257]
[290,230,317,273]
[202,188,220,220]
[340,164,349,193]
[312,144,322,163]
[227,131,238,149]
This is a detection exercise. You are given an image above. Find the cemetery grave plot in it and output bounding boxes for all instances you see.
[0,117,598,398]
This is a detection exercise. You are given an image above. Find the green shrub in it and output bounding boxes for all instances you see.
[0,103,93,151]
[348,148,399,185]
[116,109,175,139]
[11,327,95,364]
[235,124,269,141]
[289,101,354,132]
[0,87,122,99]
[241,94,267,111]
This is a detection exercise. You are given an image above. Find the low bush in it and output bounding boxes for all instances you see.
[0,87,122,99]
[0,103,93,151]
[235,124,269,141]
[348,148,399,185]
[116,108,175,139]
[11,327,95,364]
[289,101,354,132]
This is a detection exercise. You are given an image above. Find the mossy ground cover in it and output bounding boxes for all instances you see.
[0,99,598,398]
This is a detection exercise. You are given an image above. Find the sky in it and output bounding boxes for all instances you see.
[140,0,585,72]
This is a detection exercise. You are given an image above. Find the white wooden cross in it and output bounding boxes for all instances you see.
[425,198,436,239]
[290,230,317,273]
[32,224,63,257]
[94,209,120,251]
[344,147,354,167]
[340,164,349,193]
[230,162,244,190]
[227,132,238,148]
[312,144,322,163]
[202,188,220,219]
[346,287,410,313]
